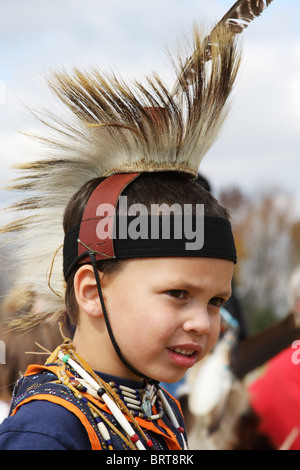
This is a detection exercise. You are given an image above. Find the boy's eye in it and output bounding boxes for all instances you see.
[209,297,225,308]
[167,290,187,300]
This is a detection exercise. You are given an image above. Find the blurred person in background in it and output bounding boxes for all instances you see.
[248,265,300,450]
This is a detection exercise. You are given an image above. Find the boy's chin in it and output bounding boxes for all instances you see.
[152,371,186,385]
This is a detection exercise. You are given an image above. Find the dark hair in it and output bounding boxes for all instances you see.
[63,172,230,325]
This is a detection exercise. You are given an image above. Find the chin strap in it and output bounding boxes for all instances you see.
[89,252,157,384]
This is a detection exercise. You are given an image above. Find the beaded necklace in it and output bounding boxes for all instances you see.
[101,381,164,421]
[47,341,188,450]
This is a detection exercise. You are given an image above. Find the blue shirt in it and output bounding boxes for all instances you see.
[0,399,91,450]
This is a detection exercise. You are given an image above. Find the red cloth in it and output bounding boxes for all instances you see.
[249,346,300,450]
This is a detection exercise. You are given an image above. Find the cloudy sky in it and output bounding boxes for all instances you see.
[0,0,299,218]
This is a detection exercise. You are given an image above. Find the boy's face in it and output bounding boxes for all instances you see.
[101,257,234,383]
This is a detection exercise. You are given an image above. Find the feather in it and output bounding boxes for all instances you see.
[1,26,241,329]
[172,0,275,96]
[212,0,275,35]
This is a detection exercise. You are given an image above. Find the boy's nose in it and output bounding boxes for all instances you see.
[182,307,211,336]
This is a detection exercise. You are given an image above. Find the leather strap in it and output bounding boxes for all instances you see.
[78,173,140,261]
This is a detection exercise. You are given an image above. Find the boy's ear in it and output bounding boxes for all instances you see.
[74,265,103,318]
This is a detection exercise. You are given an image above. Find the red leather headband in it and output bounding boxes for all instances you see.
[78,172,140,262]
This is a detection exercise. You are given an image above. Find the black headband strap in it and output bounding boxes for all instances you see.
[63,214,236,281]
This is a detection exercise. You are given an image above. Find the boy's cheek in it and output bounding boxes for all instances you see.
[207,321,221,352]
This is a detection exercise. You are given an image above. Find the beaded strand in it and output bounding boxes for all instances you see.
[158,389,188,450]
[56,360,121,449]
[58,351,149,450]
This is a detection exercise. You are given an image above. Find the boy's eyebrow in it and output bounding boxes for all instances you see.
[215,290,232,300]
[166,281,232,299]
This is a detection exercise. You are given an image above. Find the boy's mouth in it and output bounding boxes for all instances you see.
[169,347,195,357]
[167,346,200,368]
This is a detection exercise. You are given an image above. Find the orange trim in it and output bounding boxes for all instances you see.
[24,364,61,377]
[11,394,102,450]
[135,415,182,450]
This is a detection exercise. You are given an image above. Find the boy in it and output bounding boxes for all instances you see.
[0,26,238,449]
